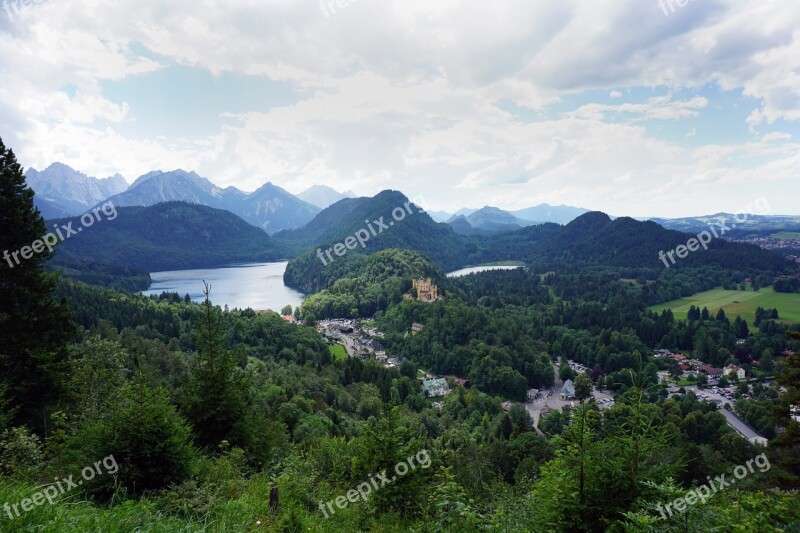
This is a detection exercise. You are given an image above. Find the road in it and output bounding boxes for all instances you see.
[524,364,615,432]
[673,385,767,444]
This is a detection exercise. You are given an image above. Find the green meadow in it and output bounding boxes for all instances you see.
[328,344,348,361]
[772,232,800,239]
[647,286,800,324]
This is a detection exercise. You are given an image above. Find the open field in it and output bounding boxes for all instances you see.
[772,232,800,239]
[328,344,348,361]
[648,286,800,324]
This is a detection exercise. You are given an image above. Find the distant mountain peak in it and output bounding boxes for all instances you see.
[297,184,355,209]
[26,162,128,217]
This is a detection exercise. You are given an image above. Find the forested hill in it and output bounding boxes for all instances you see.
[284,209,794,295]
[296,248,445,318]
[50,201,286,274]
[273,190,473,271]
[471,211,793,271]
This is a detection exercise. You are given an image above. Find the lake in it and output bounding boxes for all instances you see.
[142,262,305,311]
[142,262,522,310]
[446,265,522,278]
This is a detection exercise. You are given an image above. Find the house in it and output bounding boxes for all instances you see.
[725,364,746,380]
[561,379,575,400]
[501,401,513,412]
[698,365,724,383]
[657,371,671,384]
[411,322,424,335]
[422,377,450,397]
[356,338,385,355]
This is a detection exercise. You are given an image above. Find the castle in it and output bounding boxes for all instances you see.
[405,278,440,302]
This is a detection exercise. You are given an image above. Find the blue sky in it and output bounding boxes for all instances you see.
[0,0,798,217]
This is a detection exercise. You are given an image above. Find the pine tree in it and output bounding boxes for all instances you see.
[82,371,197,494]
[181,282,251,449]
[0,137,74,429]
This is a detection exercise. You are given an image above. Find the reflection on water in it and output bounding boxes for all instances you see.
[142,262,304,311]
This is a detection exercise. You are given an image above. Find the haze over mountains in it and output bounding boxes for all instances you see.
[25,163,128,219]
[26,163,598,236]
[25,162,800,245]
[27,164,323,234]
[46,184,793,294]
[25,158,797,294]
[296,185,357,209]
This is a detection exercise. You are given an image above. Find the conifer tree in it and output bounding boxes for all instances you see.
[0,137,73,429]
[181,282,251,448]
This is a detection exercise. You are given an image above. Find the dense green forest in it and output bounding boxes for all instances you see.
[283,200,795,302]
[48,202,289,290]
[2,138,800,531]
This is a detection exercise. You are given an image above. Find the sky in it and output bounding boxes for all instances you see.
[0,0,798,218]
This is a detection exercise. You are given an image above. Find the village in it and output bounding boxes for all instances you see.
[310,278,775,444]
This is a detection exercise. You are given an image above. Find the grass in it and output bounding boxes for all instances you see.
[328,344,348,361]
[647,286,800,324]
[772,232,800,239]
[0,472,418,532]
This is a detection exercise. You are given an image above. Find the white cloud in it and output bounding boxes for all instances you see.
[0,0,798,216]
[762,131,792,142]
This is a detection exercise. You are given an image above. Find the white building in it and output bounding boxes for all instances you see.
[725,365,746,380]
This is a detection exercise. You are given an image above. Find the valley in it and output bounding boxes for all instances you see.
[3,4,800,529]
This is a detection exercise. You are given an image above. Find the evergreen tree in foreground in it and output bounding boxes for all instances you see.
[181,282,252,449]
[0,137,73,430]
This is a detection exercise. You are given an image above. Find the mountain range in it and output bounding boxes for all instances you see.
[25,161,800,252]
[650,213,800,235]
[25,163,128,219]
[25,162,594,237]
[102,169,321,234]
[37,185,794,293]
[442,203,589,234]
[282,197,793,292]
[447,206,538,235]
[27,164,324,234]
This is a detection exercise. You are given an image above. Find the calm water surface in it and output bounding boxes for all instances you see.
[142,262,304,311]
[446,265,522,278]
